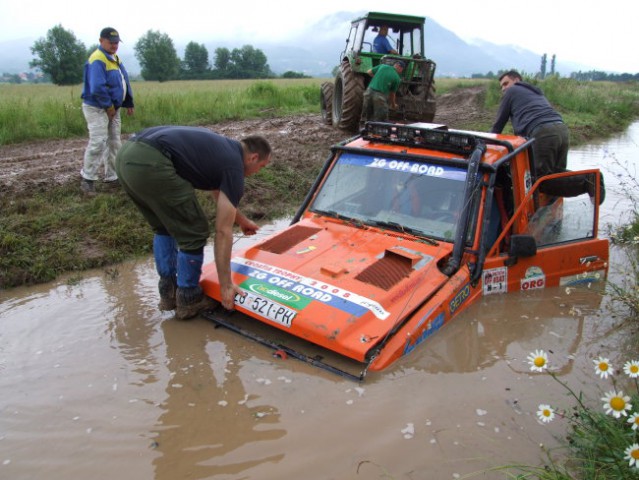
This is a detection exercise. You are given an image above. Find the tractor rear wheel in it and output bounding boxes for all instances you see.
[320,82,334,125]
[333,61,365,132]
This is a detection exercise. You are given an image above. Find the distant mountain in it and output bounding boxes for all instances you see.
[0,12,592,79]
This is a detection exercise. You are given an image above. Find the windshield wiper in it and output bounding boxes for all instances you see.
[313,209,343,219]
[369,220,439,245]
[370,220,416,234]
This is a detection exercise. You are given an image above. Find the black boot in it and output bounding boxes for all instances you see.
[158,276,177,311]
[175,286,215,320]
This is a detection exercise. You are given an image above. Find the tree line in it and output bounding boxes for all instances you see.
[470,54,639,82]
[27,24,309,85]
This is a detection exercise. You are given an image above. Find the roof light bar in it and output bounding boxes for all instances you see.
[362,122,477,155]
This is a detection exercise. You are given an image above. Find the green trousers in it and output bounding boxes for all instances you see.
[115,140,210,252]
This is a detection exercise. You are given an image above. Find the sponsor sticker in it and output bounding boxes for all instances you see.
[231,257,390,320]
[559,269,605,286]
[482,267,507,295]
[521,266,546,291]
[404,312,445,355]
[449,283,471,314]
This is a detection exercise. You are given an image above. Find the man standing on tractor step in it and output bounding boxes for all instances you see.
[115,126,272,320]
[80,27,135,196]
[360,60,405,125]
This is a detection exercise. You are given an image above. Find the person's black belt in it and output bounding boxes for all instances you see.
[133,136,173,160]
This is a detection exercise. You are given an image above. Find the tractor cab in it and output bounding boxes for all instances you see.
[341,12,426,67]
[324,11,437,131]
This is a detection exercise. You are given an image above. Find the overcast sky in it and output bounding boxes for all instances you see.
[1,0,635,73]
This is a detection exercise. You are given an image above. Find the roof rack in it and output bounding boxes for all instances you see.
[361,121,478,156]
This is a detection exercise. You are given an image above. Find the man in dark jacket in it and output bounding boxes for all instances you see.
[80,27,135,196]
[491,70,567,178]
[491,70,603,203]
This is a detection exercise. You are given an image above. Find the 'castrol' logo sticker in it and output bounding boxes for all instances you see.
[520,266,545,291]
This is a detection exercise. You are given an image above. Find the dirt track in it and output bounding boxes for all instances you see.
[0,86,489,198]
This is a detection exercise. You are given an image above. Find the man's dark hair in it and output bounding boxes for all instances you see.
[241,135,272,161]
[499,70,523,82]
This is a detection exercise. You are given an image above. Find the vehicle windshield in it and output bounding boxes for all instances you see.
[310,152,468,241]
[359,24,423,56]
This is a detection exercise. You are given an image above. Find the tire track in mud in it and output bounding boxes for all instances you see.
[0,88,489,198]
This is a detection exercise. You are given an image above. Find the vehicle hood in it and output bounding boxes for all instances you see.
[201,216,454,362]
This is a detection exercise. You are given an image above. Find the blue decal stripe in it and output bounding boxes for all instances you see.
[231,262,369,317]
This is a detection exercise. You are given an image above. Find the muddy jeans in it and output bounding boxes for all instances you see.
[361,89,389,123]
[81,104,121,182]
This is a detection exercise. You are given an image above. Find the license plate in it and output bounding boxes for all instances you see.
[234,292,296,327]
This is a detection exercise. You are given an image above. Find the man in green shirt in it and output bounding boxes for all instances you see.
[360,60,405,125]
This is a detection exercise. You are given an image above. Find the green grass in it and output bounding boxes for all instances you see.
[0,184,152,287]
[482,77,639,145]
[0,78,326,145]
[488,368,639,480]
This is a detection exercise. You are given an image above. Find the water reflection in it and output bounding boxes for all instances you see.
[151,319,284,478]
[394,284,604,377]
[101,260,287,479]
[569,122,639,225]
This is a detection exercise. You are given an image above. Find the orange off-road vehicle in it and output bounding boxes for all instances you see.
[201,122,608,380]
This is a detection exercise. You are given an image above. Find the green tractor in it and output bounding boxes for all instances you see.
[321,12,437,132]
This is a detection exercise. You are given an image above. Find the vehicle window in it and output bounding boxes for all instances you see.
[526,192,595,246]
[401,27,421,56]
[311,152,468,241]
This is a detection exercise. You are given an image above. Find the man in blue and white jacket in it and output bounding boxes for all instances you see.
[80,27,135,195]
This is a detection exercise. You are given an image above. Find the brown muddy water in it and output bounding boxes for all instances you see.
[1,123,638,479]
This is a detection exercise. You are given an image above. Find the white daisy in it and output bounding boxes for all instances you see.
[601,390,632,418]
[624,443,639,468]
[527,350,549,372]
[628,412,639,431]
[593,357,613,379]
[623,360,639,378]
[536,404,555,423]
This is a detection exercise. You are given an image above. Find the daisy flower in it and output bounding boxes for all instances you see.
[593,357,613,379]
[623,360,639,378]
[601,390,632,418]
[527,350,548,372]
[628,412,639,431]
[624,443,639,468]
[536,404,555,423]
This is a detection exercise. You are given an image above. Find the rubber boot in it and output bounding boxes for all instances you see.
[154,234,177,311]
[158,276,177,311]
[175,251,214,320]
[175,285,216,320]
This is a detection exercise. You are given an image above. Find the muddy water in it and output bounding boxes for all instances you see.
[1,124,638,479]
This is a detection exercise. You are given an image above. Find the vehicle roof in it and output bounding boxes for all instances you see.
[341,123,529,168]
[353,11,426,27]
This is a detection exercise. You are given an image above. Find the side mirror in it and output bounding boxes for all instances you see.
[505,234,537,266]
